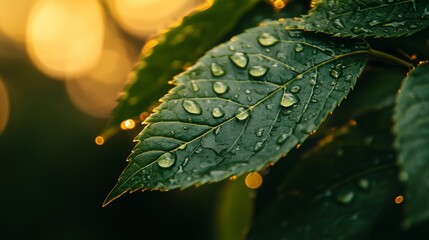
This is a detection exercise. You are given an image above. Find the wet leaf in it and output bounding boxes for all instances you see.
[249,109,402,239]
[394,61,429,228]
[103,20,369,206]
[285,0,429,38]
[105,0,263,133]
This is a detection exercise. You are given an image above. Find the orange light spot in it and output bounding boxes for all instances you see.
[296,144,301,149]
[348,119,357,126]
[139,112,150,121]
[120,119,136,130]
[229,175,237,181]
[95,136,105,145]
[273,0,287,9]
[142,39,159,56]
[245,172,263,189]
[410,54,417,60]
[395,195,404,204]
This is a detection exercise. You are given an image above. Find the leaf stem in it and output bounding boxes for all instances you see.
[369,48,413,69]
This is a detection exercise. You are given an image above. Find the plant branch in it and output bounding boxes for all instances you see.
[369,48,413,69]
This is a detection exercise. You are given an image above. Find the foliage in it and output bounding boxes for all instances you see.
[104,0,429,239]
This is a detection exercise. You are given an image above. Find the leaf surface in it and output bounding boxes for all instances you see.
[106,0,263,132]
[103,20,369,206]
[394,61,429,227]
[286,0,429,38]
[249,109,402,239]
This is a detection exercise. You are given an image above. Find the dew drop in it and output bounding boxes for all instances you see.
[330,69,340,79]
[333,18,345,29]
[351,27,369,34]
[249,66,269,77]
[257,32,279,46]
[229,52,248,68]
[245,89,251,94]
[383,21,406,27]
[309,79,317,86]
[235,107,250,121]
[157,152,176,168]
[290,85,301,93]
[190,80,199,92]
[358,178,370,190]
[336,191,355,204]
[178,143,187,150]
[255,128,264,137]
[254,142,264,152]
[210,62,225,77]
[281,93,299,107]
[228,45,235,51]
[213,81,229,94]
[212,107,225,118]
[294,43,304,52]
[214,126,221,135]
[182,100,202,115]
[277,134,288,145]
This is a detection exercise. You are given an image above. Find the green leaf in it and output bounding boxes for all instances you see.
[285,0,429,38]
[106,0,263,132]
[103,20,369,206]
[215,177,254,240]
[249,109,402,239]
[394,61,429,228]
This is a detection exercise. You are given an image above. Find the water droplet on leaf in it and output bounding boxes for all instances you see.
[336,191,355,204]
[229,52,248,68]
[210,62,225,77]
[213,81,229,94]
[212,107,225,118]
[157,152,176,168]
[294,43,304,52]
[281,93,299,107]
[257,32,279,46]
[277,134,288,145]
[191,80,199,92]
[183,100,202,115]
[249,66,269,77]
[254,142,264,152]
[333,18,345,29]
[290,85,301,93]
[358,178,370,190]
[235,107,250,120]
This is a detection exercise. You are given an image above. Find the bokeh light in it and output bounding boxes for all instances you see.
[26,0,105,79]
[245,172,263,189]
[395,195,404,204]
[120,119,136,130]
[0,77,9,134]
[0,0,34,43]
[108,0,201,38]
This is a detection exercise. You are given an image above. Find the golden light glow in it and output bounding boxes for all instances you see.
[120,119,136,130]
[26,0,105,79]
[0,0,34,43]
[139,112,150,121]
[229,175,237,181]
[95,136,105,145]
[269,0,288,10]
[109,0,199,38]
[0,78,10,134]
[245,172,263,189]
[395,195,404,204]
[348,119,357,126]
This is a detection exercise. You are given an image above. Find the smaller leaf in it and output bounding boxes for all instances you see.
[285,0,429,38]
[394,61,429,228]
[249,109,402,239]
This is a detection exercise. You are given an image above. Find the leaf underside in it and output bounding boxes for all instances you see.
[103,20,369,206]
[286,0,429,38]
[106,0,263,131]
[394,61,429,228]
[249,109,401,239]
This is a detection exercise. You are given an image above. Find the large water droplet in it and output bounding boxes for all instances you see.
[333,18,345,29]
[249,66,269,77]
[213,81,229,94]
[183,100,202,115]
[277,134,288,145]
[191,80,199,92]
[281,92,299,107]
[212,107,225,118]
[336,191,355,204]
[229,52,248,68]
[235,107,250,121]
[294,43,304,52]
[157,152,176,168]
[211,62,225,77]
[254,142,264,152]
[290,85,301,93]
[257,32,279,46]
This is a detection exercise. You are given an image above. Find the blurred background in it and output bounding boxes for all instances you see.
[0,0,240,239]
